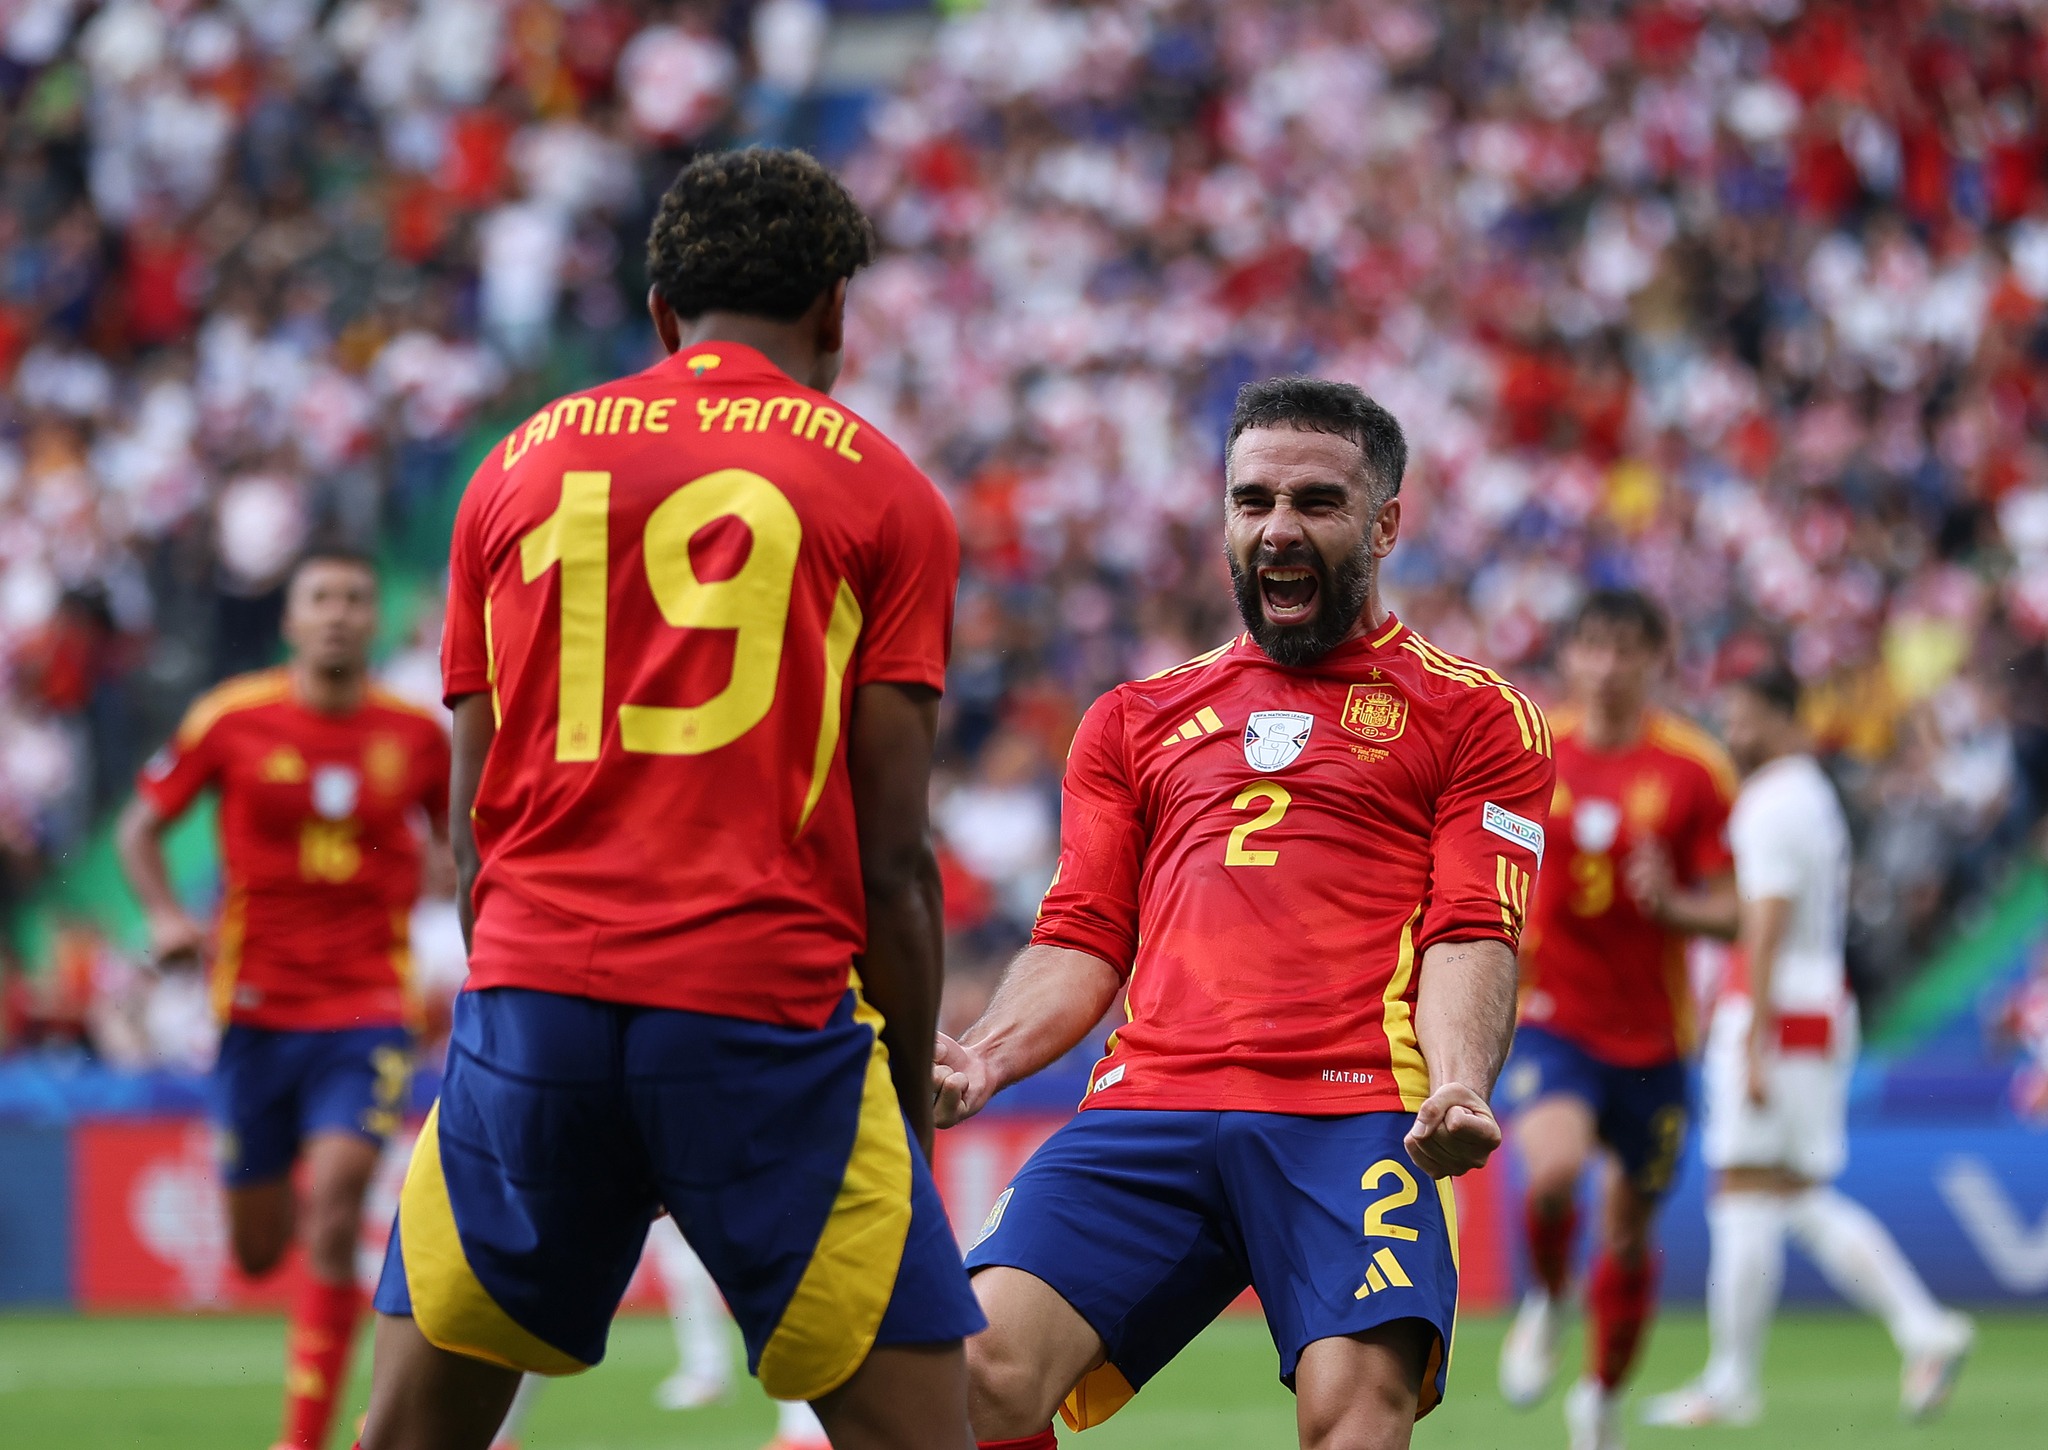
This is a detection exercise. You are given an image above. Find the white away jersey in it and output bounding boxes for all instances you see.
[1727,753,1850,1013]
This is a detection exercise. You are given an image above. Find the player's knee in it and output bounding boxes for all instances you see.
[965,1327,1066,1436]
[1525,1164,1581,1212]
[1296,1326,1425,1450]
[1603,1213,1653,1265]
[303,1192,365,1281]
[1603,1187,1657,1262]
[232,1217,291,1278]
[1297,1379,1415,1450]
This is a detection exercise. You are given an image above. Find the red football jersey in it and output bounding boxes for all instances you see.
[444,341,959,1027]
[1519,709,1737,1066]
[136,669,451,1030]
[1031,621,1555,1115]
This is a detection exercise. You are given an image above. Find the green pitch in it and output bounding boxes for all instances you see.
[1,1310,2044,1449]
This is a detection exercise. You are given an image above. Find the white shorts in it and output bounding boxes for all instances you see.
[1700,997,1855,1182]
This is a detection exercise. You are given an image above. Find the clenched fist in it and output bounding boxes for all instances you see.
[1403,1081,1501,1179]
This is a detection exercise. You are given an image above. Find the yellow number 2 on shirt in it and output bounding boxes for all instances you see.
[1225,781,1292,866]
[518,468,803,762]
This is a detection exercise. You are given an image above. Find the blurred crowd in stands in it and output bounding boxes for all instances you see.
[2,0,2047,1062]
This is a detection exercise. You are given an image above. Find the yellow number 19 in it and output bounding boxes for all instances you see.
[517,468,808,762]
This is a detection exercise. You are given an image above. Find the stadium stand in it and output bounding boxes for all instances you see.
[0,0,2044,1055]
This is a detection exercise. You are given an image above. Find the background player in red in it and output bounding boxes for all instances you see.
[116,549,451,1450]
[1495,590,1738,1450]
[358,149,982,1450]
[932,378,1555,1450]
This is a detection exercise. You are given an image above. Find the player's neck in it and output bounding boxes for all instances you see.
[1579,701,1647,752]
[1339,596,1390,649]
[676,315,825,393]
[1747,735,1806,776]
[291,660,368,716]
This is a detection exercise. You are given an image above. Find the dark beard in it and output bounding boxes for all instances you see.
[1228,536,1374,668]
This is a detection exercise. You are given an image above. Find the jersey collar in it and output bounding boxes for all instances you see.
[1233,612,1408,673]
[653,339,795,388]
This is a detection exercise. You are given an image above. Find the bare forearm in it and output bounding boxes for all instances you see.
[857,849,947,1157]
[963,943,1124,1095]
[448,695,495,951]
[115,800,180,918]
[453,831,479,947]
[1652,872,1739,941]
[1414,938,1519,1099]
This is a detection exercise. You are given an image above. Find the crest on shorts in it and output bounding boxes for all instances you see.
[312,764,359,821]
[1243,710,1314,771]
[970,1187,1014,1251]
[1340,683,1409,743]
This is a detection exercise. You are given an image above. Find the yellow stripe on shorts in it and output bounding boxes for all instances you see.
[756,986,914,1402]
[398,1102,589,1377]
[1418,1175,1463,1417]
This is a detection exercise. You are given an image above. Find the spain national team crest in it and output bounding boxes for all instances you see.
[1243,710,1315,771]
[1341,682,1409,743]
[364,735,409,795]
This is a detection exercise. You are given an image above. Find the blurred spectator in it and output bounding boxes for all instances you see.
[1996,942,2048,1124]
[1,0,2046,1041]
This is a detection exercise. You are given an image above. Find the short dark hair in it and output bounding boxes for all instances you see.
[1731,659,1802,718]
[288,546,377,588]
[1225,377,1407,500]
[1570,587,1669,650]
[646,148,877,323]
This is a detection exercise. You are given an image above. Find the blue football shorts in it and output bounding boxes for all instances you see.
[372,984,984,1401]
[213,1022,413,1186]
[1497,1023,1691,1196]
[962,1108,1460,1427]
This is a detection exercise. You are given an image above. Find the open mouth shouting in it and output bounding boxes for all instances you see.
[1258,564,1322,626]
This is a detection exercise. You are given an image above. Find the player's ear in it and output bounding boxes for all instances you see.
[647,286,683,355]
[1371,494,1402,559]
[816,277,849,360]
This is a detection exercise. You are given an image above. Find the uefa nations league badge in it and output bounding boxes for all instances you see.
[312,764,360,820]
[1243,711,1314,771]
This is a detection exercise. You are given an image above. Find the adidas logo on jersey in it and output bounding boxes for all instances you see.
[1160,707,1225,748]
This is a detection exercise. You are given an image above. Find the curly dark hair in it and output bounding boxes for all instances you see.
[645,148,878,323]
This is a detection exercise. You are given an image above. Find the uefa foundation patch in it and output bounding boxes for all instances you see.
[1483,801,1545,864]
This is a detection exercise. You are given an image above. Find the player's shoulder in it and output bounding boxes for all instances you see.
[1736,752,1834,819]
[1645,708,1740,801]
[1388,625,1553,758]
[174,668,293,746]
[363,684,449,737]
[1081,636,1245,749]
[1136,636,1243,688]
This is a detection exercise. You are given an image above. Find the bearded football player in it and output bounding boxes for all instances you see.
[933,377,1556,1450]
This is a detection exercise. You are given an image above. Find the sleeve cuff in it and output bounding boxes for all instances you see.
[1414,921,1519,955]
[1027,923,1134,979]
[442,669,491,706]
[852,657,948,693]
